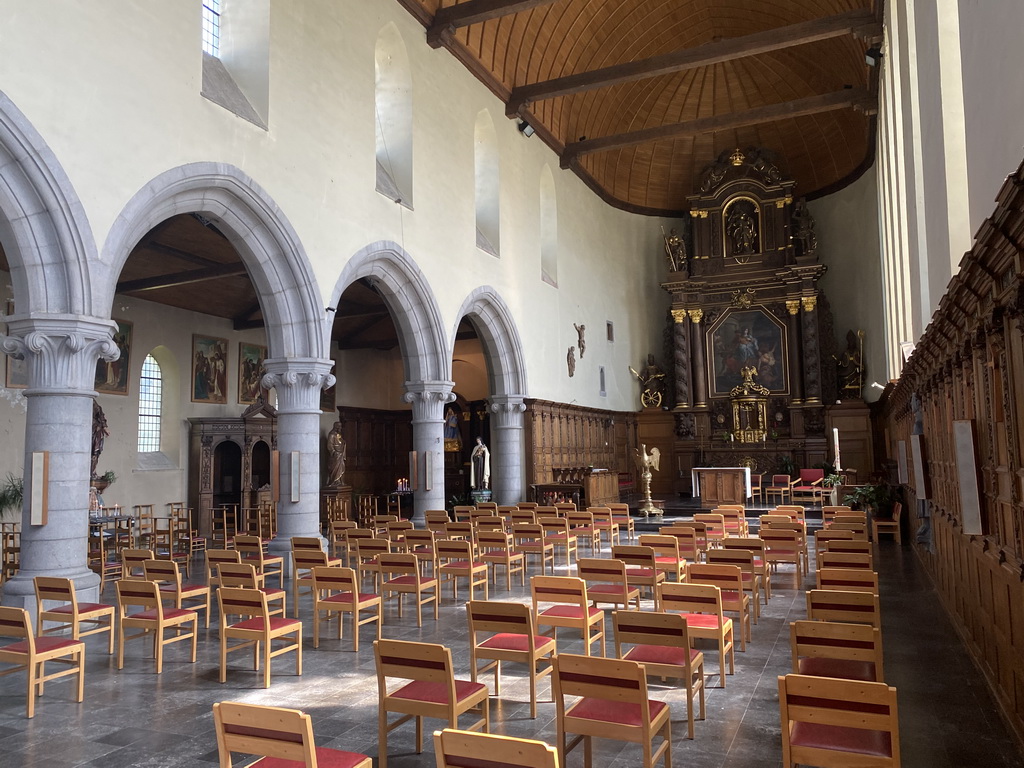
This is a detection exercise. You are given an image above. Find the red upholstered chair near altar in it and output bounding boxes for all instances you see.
[467,600,555,719]
[791,469,825,505]
[375,638,489,768]
[213,700,372,768]
[0,605,85,718]
[311,566,381,651]
[433,729,559,768]
[553,653,672,768]
[613,610,706,739]
[35,576,115,654]
[765,474,794,505]
[790,619,884,682]
[779,673,901,768]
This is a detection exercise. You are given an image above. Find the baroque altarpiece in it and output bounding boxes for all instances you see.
[648,148,844,495]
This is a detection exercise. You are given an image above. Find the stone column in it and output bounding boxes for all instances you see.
[671,309,691,408]
[490,395,526,505]
[402,381,454,523]
[1,318,118,612]
[261,358,335,564]
[786,300,804,403]
[689,309,708,408]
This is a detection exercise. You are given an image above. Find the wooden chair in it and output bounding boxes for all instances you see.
[817,567,880,594]
[790,619,884,682]
[613,544,666,606]
[385,520,415,547]
[213,700,371,768]
[378,552,439,626]
[467,600,556,719]
[834,512,868,526]
[329,520,358,562]
[760,521,809,573]
[34,576,115,654]
[88,524,122,592]
[312,565,381,650]
[757,514,792,527]
[473,516,506,534]
[806,589,882,629]
[356,538,392,590]
[765,474,793,505]
[0,523,20,583]
[760,527,806,584]
[750,472,764,502]
[707,549,762,622]
[436,538,489,602]
[120,547,155,581]
[773,505,807,524]
[445,521,476,542]
[477,529,525,590]
[0,605,85,718]
[607,502,636,542]
[687,563,751,650]
[513,523,555,574]
[819,550,874,571]
[291,537,342,617]
[790,468,825,506]
[356,494,378,526]
[206,548,241,589]
[693,513,726,547]
[814,529,855,553]
[831,521,869,541]
[639,534,686,582]
[659,524,704,563]
[872,502,903,544]
[821,505,853,527]
[235,534,285,588]
[453,505,476,522]
[218,586,302,688]
[779,673,900,768]
[613,610,706,739]
[720,536,771,601]
[553,653,672,768]
[115,579,198,673]
[658,582,734,687]
[589,507,620,549]
[576,557,640,611]
[554,501,576,515]
[516,502,539,511]
[531,575,605,656]
[375,638,489,768]
[566,510,600,555]
[425,510,451,528]
[510,508,537,526]
[372,514,400,535]
[210,504,238,549]
[823,538,873,558]
[714,506,748,537]
[143,558,211,628]
[344,527,375,566]
[433,729,558,768]
[539,516,578,568]
[217,561,286,617]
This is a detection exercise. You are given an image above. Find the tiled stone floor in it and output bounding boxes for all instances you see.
[0,532,1021,767]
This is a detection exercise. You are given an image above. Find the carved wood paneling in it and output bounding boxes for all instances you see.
[337,407,413,496]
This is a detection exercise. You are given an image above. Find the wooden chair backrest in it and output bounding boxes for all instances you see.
[817,567,879,594]
[806,588,881,628]
[375,637,453,688]
[143,558,182,586]
[721,536,766,555]
[760,527,802,551]
[376,552,420,580]
[293,549,331,571]
[819,551,874,570]
[567,510,594,527]
[121,548,156,577]
[687,562,743,593]
[356,538,392,563]
[467,599,535,638]
[213,701,318,768]
[531,575,588,611]
[216,562,260,589]
[611,544,657,569]
[473,516,505,532]
[790,619,884,680]
[554,502,576,513]
[116,578,162,614]
[553,653,648,709]
[516,502,538,510]
[707,549,754,571]
[0,605,32,645]
[535,506,559,517]
[814,529,855,548]
[825,539,872,556]
[311,566,359,597]
[577,557,629,588]
[404,529,436,549]
[424,511,450,525]
[435,538,475,562]
[433,729,558,768]
[613,609,691,655]
[833,513,867,525]
[638,534,681,561]
[758,515,792,527]
[291,536,325,552]
[218,587,269,622]
[476,530,512,550]
[830,521,869,540]
[476,502,498,511]
[34,576,77,608]
[769,474,792,487]
[445,521,475,539]
[693,513,725,537]
[512,523,546,544]
[538,517,571,537]
[510,510,537,525]
[658,582,724,619]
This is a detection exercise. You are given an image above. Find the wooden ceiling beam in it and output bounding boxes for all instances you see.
[561,88,875,165]
[117,263,250,293]
[507,9,881,116]
[138,240,225,269]
[232,301,264,331]
[428,0,561,48]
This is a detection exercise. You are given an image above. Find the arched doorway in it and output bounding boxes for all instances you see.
[213,440,243,510]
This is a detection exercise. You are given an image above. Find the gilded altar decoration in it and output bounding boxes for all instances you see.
[729,366,770,443]
[731,288,756,308]
[629,354,666,408]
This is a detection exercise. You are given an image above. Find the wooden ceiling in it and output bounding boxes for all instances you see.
[398,0,882,214]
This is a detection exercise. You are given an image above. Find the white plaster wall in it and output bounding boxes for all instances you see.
[812,166,887,401]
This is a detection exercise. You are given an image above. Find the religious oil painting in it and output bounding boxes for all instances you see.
[94,320,132,395]
[708,307,788,396]
[237,342,267,404]
[4,299,27,389]
[192,335,229,404]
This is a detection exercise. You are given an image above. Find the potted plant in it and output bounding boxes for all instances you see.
[91,470,117,495]
[843,482,896,518]
[0,472,23,520]
[816,462,844,505]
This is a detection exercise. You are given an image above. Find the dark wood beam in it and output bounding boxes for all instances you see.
[508,10,880,115]
[117,263,250,293]
[428,0,560,48]
[138,241,225,269]
[232,301,264,331]
[561,89,874,165]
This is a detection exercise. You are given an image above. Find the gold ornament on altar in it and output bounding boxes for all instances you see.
[629,354,666,409]
[634,444,662,517]
[731,288,756,308]
[729,366,770,443]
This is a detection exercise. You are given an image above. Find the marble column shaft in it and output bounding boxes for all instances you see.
[489,395,526,505]
[690,312,708,407]
[403,381,454,524]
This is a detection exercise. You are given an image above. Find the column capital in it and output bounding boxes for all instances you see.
[402,380,455,421]
[1,316,118,395]
[262,357,335,414]
[490,395,526,428]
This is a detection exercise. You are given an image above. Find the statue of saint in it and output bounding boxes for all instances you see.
[791,198,818,255]
[567,346,576,378]
[325,421,347,488]
[837,329,865,399]
[662,227,688,273]
[470,437,490,490]
[91,400,109,480]
[727,209,757,255]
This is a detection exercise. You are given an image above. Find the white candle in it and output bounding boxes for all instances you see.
[833,428,842,471]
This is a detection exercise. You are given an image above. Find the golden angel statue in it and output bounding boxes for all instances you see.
[635,444,661,473]
[634,443,663,517]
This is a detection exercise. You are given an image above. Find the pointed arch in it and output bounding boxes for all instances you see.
[100,163,326,361]
[450,286,527,398]
[329,241,449,385]
[0,90,99,317]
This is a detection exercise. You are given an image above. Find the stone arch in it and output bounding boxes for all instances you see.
[329,241,449,386]
[99,163,326,360]
[0,90,99,317]
[450,286,527,398]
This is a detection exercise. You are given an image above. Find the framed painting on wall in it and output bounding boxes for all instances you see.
[707,307,788,397]
[4,299,27,389]
[238,342,267,404]
[94,319,132,395]
[192,335,229,404]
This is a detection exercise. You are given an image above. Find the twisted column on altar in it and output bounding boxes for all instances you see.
[402,381,455,523]
[489,395,526,505]
[1,318,119,612]
[261,358,335,560]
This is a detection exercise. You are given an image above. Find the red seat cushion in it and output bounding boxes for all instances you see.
[679,613,726,630]
[482,549,522,559]
[3,636,82,654]
[321,592,379,605]
[230,617,301,632]
[253,746,370,768]
[391,679,486,705]
[479,633,553,653]
[587,584,634,599]
[48,602,112,615]
[623,644,701,667]
[440,560,487,570]
[654,556,682,565]
[386,576,435,587]
[625,567,657,579]
[798,657,876,682]
[789,721,892,758]
[568,697,667,726]
[262,588,286,598]
[539,605,602,620]
[130,608,196,621]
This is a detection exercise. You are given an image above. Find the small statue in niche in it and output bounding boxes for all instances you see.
[567,346,576,377]
[91,400,109,480]
[661,227,688,273]
[791,198,818,256]
[836,329,865,399]
[470,436,490,490]
[325,421,347,488]
[727,208,757,255]
[574,323,586,358]
[629,354,666,409]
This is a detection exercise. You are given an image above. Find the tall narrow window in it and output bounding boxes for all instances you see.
[375,23,414,207]
[540,166,558,286]
[474,109,500,256]
[202,0,222,57]
[138,354,162,453]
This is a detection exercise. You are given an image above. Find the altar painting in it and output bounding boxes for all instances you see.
[708,307,788,396]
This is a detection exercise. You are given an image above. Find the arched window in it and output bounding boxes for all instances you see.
[474,109,500,256]
[540,166,558,286]
[375,23,414,208]
[137,354,162,453]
